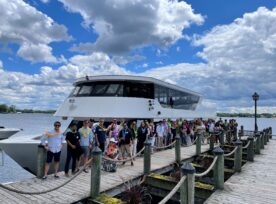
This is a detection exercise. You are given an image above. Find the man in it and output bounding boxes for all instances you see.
[64,123,81,176]
[95,119,107,153]
[118,122,134,166]
[78,120,94,173]
[41,121,65,179]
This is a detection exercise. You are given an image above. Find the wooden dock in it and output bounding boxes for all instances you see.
[0,144,210,204]
[205,139,276,204]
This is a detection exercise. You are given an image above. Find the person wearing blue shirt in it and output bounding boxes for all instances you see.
[40,121,65,179]
[78,120,94,173]
[95,119,107,153]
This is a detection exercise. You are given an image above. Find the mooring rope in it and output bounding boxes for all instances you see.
[152,141,176,150]
[242,140,251,149]
[195,156,218,177]
[158,175,187,204]
[102,146,145,162]
[224,146,238,157]
[0,158,93,195]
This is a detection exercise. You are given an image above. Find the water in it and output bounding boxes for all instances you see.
[0,113,71,137]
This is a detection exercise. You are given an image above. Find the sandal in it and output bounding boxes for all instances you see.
[42,176,47,180]
[54,175,60,179]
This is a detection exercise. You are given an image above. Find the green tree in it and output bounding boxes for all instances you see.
[0,104,8,113]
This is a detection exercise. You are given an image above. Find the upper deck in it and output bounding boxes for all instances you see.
[71,75,202,110]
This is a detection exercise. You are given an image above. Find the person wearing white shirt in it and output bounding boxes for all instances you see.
[40,121,65,179]
[156,122,164,147]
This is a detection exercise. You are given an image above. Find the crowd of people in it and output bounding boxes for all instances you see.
[40,118,238,178]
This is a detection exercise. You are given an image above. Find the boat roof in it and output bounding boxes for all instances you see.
[74,75,202,97]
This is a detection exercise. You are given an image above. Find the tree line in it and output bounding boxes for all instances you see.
[0,104,55,114]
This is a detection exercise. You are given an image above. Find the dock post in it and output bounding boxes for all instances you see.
[196,133,201,156]
[90,147,102,199]
[260,132,265,149]
[239,125,244,140]
[181,163,195,204]
[234,140,242,172]
[144,141,151,175]
[263,129,267,146]
[219,131,224,146]
[209,133,214,150]
[266,128,270,143]
[247,136,254,162]
[37,145,46,178]
[269,127,272,139]
[255,133,261,154]
[213,147,224,190]
[175,136,181,164]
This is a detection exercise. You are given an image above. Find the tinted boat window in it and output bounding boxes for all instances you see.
[93,84,108,95]
[106,84,120,95]
[78,85,93,96]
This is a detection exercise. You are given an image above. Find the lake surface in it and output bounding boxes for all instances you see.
[0,113,274,137]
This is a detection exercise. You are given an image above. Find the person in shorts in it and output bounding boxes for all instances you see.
[41,121,65,179]
[78,120,94,172]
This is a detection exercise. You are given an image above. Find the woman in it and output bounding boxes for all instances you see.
[137,121,148,153]
[64,123,81,176]
[130,121,138,156]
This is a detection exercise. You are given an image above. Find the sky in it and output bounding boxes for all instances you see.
[0,0,276,113]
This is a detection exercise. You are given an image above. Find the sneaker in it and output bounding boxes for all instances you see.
[83,169,89,173]
[54,175,60,179]
[64,173,70,177]
[42,176,47,180]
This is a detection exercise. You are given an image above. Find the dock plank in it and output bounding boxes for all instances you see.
[0,143,210,204]
[205,140,276,204]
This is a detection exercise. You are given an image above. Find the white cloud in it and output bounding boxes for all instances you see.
[60,0,204,54]
[17,43,57,63]
[0,0,71,63]
[142,7,276,112]
[0,52,128,109]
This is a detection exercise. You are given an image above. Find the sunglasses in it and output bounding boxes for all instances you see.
[54,124,61,127]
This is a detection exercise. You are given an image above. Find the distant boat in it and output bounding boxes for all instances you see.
[0,127,20,140]
[16,112,22,114]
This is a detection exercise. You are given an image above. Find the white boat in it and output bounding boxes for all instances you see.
[0,75,216,174]
[55,75,216,120]
[0,127,20,140]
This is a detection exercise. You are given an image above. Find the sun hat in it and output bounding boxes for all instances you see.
[110,138,117,143]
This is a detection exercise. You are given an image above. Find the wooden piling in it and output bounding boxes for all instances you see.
[266,128,269,143]
[209,133,214,150]
[255,133,261,154]
[220,132,224,146]
[260,132,265,149]
[234,140,242,172]
[181,163,195,204]
[263,129,267,146]
[175,136,181,164]
[213,147,224,190]
[144,141,151,175]
[196,133,201,156]
[90,147,102,199]
[247,136,254,162]
[37,145,46,178]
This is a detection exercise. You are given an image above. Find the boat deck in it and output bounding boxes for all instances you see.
[205,139,276,204]
[0,144,210,204]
